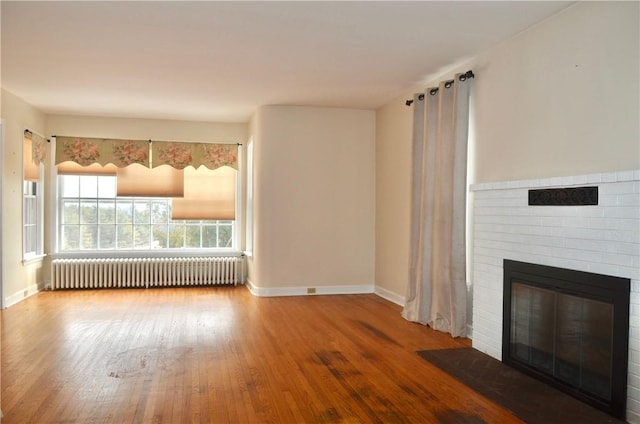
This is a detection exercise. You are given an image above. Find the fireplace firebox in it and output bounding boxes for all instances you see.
[503,260,630,419]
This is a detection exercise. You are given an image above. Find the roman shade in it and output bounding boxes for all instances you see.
[56,162,118,175]
[171,166,236,220]
[116,164,184,197]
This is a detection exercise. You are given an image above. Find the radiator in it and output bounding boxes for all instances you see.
[51,256,245,290]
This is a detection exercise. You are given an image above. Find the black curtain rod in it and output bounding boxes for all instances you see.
[405,70,474,106]
[24,129,50,142]
[50,135,243,146]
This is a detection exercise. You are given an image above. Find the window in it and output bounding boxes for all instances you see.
[23,181,42,257]
[23,134,44,260]
[59,174,234,251]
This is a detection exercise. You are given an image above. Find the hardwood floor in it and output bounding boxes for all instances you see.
[1,287,522,423]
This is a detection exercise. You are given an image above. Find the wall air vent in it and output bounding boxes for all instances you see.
[528,186,598,206]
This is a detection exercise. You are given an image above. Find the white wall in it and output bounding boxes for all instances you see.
[470,1,639,184]
[1,90,47,306]
[246,112,261,284]
[248,105,375,296]
[374,99,412,304]
[374,1,640,303]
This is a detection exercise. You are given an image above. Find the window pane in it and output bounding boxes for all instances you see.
[99,225,116,249]
[98,176,116,198]
[30,226,37,254]
[62,225,80,250]
[28,197,37,225]
[134,201,150,224]
[80,225,98,249]
[151,225,168,249]
[151,202,169,223]
[24,226,34,254]
[185,225,201,248]
[98,200,116,224]
[23,197,31,225]
[117,225,133,249]
[168,224,185,248]
[79,175,98,198]
[80,201,98,224]
[63,201,80,225]
[61,175,80,198]
[202,225,217,248]
[24,181,36,195]
[218,224,232,248]
[116,200,133,224]
[30,226,37,253]
[134,225,150,249]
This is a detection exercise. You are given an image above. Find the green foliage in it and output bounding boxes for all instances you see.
[168,224,185,248]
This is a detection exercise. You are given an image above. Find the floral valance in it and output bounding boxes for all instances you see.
[152,141,238,170]
[55,136,150,167]
[25,131,48,165]
[55,137,237,171]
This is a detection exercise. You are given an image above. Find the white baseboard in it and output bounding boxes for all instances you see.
[4,282,45,308]
[374,286,405,306]
[245,280,408,305]
[246,279,374,297]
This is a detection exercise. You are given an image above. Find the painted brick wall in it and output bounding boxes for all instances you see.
[470,170,640,423]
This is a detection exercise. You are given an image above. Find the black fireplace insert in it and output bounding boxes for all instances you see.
[502,260,630,420]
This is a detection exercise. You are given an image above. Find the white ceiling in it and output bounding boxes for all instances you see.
[2,1,573,123]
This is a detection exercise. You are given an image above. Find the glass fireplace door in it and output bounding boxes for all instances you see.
[510,282,613,401]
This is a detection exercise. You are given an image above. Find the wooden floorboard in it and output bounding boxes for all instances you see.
[1,287,522,423]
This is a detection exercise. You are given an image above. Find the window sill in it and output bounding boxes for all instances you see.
[51,250,243,260]
[23,253,47,265]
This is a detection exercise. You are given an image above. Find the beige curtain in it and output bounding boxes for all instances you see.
[24,131,48,181]
[152,141,237,170]
[29,131,48,165]
[55,136,150,167]
[402,72,473,338]
[24,135,39,182]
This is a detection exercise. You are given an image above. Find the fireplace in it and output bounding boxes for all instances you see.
[503,260,630,419]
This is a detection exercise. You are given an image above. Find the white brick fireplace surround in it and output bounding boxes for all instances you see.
[470,170,640,423]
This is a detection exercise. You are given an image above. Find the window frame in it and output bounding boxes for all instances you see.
[245,138,254,257]
[23,141,45,263]
[55,172,239,256]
